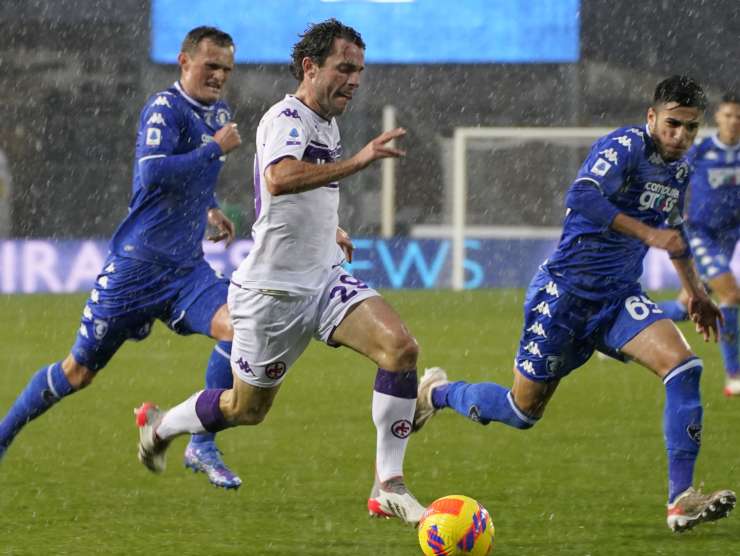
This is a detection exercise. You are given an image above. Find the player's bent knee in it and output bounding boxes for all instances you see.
[379,332,419,370]
[61,355,96,390]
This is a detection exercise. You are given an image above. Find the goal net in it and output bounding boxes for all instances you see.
[417,127,716,290]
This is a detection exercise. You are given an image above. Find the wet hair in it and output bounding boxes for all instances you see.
[719,91,740,105]
[653,75,707,110]
[290,18,365,81]
[181,26,234,54]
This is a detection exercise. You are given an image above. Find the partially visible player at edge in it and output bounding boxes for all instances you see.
[659,92,740,396]
[2,27,249,489]
[415,76,736,532]
[134,19,427,525]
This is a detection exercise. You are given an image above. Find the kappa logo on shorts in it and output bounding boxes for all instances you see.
[265,361,287,380]
[687,424,702,445]
[391,419,412,439]
[236,357,255,376]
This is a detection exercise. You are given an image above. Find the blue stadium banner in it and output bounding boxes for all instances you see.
[151,0,580,64]
[3,238,737,294]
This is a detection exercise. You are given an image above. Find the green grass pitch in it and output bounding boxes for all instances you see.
[0,291,738,555]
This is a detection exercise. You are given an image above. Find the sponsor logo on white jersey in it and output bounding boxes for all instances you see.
[152,95,171,108]
[599,148,619,164]
[146,112,166,126]
[525,341,542,357]
[527,322,547,337]
[533,301,551,317]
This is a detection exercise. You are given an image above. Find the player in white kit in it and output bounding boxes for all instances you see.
[134,19,426,525]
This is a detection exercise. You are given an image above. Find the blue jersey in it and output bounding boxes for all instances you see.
[546,125,691,300]
[685,135,740,231]
[109,82,230,267]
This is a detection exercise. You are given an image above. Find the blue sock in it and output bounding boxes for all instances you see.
[191,341,233,445]
[719,306,739,376]
[658,300,689,321]
[663,357,703,503]
[0,362,74,454]
[433,381,539,429]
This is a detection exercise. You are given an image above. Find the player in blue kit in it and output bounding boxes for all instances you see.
[0,27,248,488]
[414,76,736,532]
[659,93,740,396]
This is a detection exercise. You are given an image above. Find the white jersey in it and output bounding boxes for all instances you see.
[232,95,342,294]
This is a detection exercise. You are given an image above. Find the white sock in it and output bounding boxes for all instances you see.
[156,391,206,440]
[372,391,415,483]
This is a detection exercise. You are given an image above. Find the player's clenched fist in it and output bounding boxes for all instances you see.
[354,127,407,168]
[214,122,242,154]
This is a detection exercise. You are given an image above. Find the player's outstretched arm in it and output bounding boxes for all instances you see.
[671,257,723,342]
[265,128,406,196]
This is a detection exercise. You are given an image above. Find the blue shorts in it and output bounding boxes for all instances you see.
[515,268,668,382]
[71,254,228,371]
[686,224,739,282]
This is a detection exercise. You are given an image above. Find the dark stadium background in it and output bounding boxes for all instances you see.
[0,0,736,239]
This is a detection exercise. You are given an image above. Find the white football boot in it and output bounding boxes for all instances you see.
[368,475,426,526]
[135,402,172,473]
[666,486,736,532]
[413,367,449,432]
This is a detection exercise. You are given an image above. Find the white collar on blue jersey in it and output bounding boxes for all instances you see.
[174,81,216,111]
[711,134,740,151]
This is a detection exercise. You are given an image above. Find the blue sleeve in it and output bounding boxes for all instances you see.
[134,94,223,193]
[565,181,621,228]
[565,128,643,229]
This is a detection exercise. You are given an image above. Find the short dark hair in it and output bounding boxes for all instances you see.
[720,91,740,105]
[181,26,234,54]
[653,75,707,110]
[290,18,365,81]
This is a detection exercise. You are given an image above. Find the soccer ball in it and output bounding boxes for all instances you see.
[418,495,495,556]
